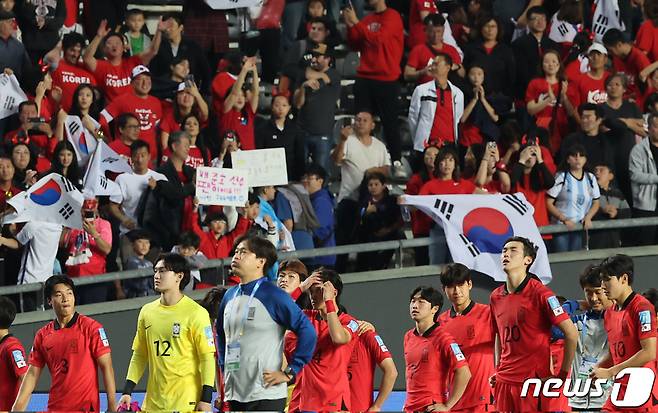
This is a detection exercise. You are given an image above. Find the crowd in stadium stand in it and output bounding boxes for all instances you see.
[0,0,657,307]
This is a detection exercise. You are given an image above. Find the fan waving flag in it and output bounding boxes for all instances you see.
[403,193,552,283]
[4,173,84,229]
[83,140,132,197]
[65,115,99,167]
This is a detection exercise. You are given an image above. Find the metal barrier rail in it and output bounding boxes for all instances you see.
[3,216,657,310]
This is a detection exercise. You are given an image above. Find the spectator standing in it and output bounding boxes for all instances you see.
[567,43,611,117]
[84,19,162,102]
[511,6,558,105]
[602,28,650,102]
[628,113,658,245]
[590,163,630,249]
[344,0,405,177]
[256,95,305,181]
[61,198,113,304]
[46,33,97,113]
[404,14,464,85]
[146,132,195,251]
[558,103,613,168]
[459,64,501,148]
[122,9,151,56]
[188,204,255,261]
[463,16,515,111]
[356,172,403,271]
[331,111,391,271]
[546,145,600,252]
[101,65,163,159]
[14,0,64,64]
[407,0,438,48]
[151,56,190,101]
[5,101,55,165]
[405,145,438,265]
[122,229,154,298]
[408,53,464,156]
[296,0,340,45]
[149,13,210,95]
[293,43,340,171]
[54,83,103,147]
[8,142,38,190]
[161,113,211,168]
[301,164,336,268]
[47,141,82,189]
[221,58,259,151]
[509,141,555,229]
[0,10,30,85]
[108,113,141,162]
[159,81,209,150]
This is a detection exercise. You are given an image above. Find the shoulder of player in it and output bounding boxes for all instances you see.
[76,314,106,333]
[339,313,359,333]
[629,294,655,315]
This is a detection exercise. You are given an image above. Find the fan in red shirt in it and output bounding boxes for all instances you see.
[0,296,28,411]
[11,276,117,412]
[108,113,141,163]
[84,19,162,102]
[490,237,577,412]
[470,143,511,194]
[568,43,610,114]
[438,264,495,412]
[101,65,163,158]
[0,156,21,211]
[211,52,241,124]
[603,29,651,102]
[404,14,463,84]
[160,82,209,150]
[404,285,471,412]
[635,19,658,62]
[297,268,359,412]
[593,255,658,412]
[220,57,259,151]
[407,0,438,48]
[46,32,97,112]
[187,206,255,261]
[347,322,398,412]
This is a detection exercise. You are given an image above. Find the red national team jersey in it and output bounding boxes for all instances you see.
[299,310,359,411]
[408,0,438,48]
[406,43,462,84]
[403,323,468,412]
[28,313,111,411]
[161,145,208,168]
[284,331,304,413]
[348,330,393,412]
[603,292,657,411]
[490,275,570,384]
[101,92,162,157]
[635,20,658,62]
[52,60,97,112]
[0,334,28,410]
[438,302,494,410]
[107,139,133,164]
[568,72,610,107]
[93,56,142,102]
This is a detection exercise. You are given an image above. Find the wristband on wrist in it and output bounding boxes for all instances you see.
[325,300,337,313]
[200,385,214,403]
[122,380,136,396]
[495,161,506,171]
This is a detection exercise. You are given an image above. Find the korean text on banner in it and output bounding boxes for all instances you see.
[232,148,288,187]
[196,167,249,207]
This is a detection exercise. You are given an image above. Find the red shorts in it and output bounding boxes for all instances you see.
[494,380,556,412]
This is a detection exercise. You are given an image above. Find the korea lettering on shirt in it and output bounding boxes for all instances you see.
[547,296,564,317]
[450,343,466,361]
[12,349,26,368]
[61,72,92,85]
[375,335,389,353]
[98,328,109,347]
[639,311,652,333]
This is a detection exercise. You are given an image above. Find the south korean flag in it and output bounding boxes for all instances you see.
[402,193,552,283]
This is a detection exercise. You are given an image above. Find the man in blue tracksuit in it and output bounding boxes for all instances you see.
[217,234,317,411]
[303,164,336,267]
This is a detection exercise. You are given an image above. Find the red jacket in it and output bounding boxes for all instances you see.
[347,8,404,81]
[189,212,252,259]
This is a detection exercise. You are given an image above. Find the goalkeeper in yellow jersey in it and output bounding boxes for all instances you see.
[118,253,216,411]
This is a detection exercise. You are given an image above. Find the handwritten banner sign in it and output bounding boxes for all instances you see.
[196,167,249,206]
[232,148,288,187]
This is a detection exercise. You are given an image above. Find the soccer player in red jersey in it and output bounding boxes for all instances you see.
[297,268,359,412]
[592,254,657,411]
[490,236,577,412]
[0,296,27,410]
[404,286,471,413]
[11,275,117,412]
[438,263,494,412]
[641,288,658,407]
[348,320,398,412]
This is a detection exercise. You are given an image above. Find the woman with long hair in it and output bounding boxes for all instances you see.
[47,140,83,189]
[55,83,103,141]
[526,49,577,153]
[161,113,211,167]
[159,81,209,150]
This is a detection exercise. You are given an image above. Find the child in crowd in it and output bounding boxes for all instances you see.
[171,231,208,290]
[122,229,154,298]
[460,63,501,150]
[589,162,630,249]
[123,9,151,56]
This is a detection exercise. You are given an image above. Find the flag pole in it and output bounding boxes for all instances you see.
[82,135,101,187]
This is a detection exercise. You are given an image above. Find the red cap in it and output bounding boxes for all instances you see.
[82,198,98,210]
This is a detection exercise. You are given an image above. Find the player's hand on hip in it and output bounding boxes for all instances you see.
[488,373,496,388]
[118,394,132,409]
[196,401,212,412]
[263,370,290,387]
[425,402,449,412]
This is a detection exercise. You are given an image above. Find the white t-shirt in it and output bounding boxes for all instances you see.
[337,135,391,202]
[110,169,168,234]
[16,221,63,284]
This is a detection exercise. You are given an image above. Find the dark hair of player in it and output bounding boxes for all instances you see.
[599,254,634,284]
[503,236,538,268]
[44,275,75,299]
[155,253,192,290]
[410,286,443,321]
[579,264,603,289]
[0,296,17,329]
[232,234,278,273]
[440,263,472,288]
